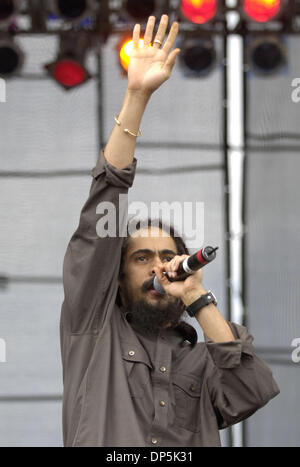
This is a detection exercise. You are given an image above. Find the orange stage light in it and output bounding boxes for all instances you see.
[243,0,282,23]
[119,38,146,72]
[180,0,218,24]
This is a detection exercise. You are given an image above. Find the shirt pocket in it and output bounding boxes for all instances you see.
[121,339,153,398]
[172,373,202,433]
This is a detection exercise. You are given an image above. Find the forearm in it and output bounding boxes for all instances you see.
[103,89,151,169]
[182,288,235,343]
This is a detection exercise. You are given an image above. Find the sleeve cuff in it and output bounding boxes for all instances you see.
[91,149,137,188]
[205,322,254,369]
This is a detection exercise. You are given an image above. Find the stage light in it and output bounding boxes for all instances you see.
[50,0,94,23]
[0,38,24,77]
[45,33,91,90]
[179,36,216,76]
[118,36,146,73]
[47,59,89,89]
[121,0,157,22]
[247,36,287,75]
[180,0,218,25]
[0,0,19,26]
[242,0,283,23]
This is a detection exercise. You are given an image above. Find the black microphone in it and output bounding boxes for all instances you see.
[153,246,218,295]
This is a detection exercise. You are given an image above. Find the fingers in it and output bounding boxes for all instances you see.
[154,265,166,282]
[151,16,180,71]
[143,16,156,47]
[132,23,140,49]
[153,266,173,292]
[164,255,189,278]
[164,48,181,73]
[152,14,169,48]
[133,15,179,54]
[162,21,179,56]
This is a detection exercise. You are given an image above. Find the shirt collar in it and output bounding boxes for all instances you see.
[121,306,197,347]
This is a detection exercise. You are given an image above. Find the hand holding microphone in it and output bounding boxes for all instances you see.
[152,246,218,295]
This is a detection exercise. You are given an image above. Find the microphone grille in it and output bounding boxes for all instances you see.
[153,276,166,295]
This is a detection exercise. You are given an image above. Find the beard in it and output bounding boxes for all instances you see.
[125,299,185,337]
[121,278,185,337]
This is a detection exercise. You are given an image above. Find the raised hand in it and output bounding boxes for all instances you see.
[127,15,180,97]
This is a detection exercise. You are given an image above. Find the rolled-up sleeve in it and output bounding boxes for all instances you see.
[205,322,280,429]
[61,149,137,335]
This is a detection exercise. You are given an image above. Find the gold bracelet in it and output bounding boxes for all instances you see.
[114,114,142,138]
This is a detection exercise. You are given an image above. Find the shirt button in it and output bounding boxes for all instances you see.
[159,400,166,407]
[151,437,158,445]
[160,366,167,373]
[128,350,135,356]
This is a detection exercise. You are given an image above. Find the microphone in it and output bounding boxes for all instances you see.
[152,246,219,295]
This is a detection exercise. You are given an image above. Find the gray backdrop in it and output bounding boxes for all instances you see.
[244,35,300,447]
[1,30,298,447]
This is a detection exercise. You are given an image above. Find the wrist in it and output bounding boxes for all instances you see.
[126,88,152,102]
[182,287,207,307]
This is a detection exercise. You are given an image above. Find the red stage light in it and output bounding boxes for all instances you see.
[45,33,91,90]
[243,0,282,23]
[180,0,218,25]
[52,59,88,88]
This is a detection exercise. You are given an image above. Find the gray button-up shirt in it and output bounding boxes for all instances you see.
[60,150,280,447]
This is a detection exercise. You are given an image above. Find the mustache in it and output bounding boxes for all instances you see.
[141,272,182,294]
[141,278,155,293]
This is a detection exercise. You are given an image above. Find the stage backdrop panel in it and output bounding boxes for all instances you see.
[0,33,228,446]
[244,35,300,447]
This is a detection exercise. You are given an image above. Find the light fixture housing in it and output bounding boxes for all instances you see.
[247,35,287,75]
[179,35,217,77]
[0,37,24,78]
[0,0,19,27]
[45,32,91,90]
[49,0,95,24]
[120,0,159,22]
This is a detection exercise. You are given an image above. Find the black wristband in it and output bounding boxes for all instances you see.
[185,290,217,317]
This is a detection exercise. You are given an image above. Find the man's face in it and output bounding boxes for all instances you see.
[118,226,184,335]
[119,226,178,306]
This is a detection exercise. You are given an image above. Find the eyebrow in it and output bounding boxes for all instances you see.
[129,248,177,259]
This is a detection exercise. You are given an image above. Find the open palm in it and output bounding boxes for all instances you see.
[127,15,180,96]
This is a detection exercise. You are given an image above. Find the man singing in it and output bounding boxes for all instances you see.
[60,15,279,447]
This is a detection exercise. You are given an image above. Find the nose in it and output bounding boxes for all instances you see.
[150,255,164,275]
